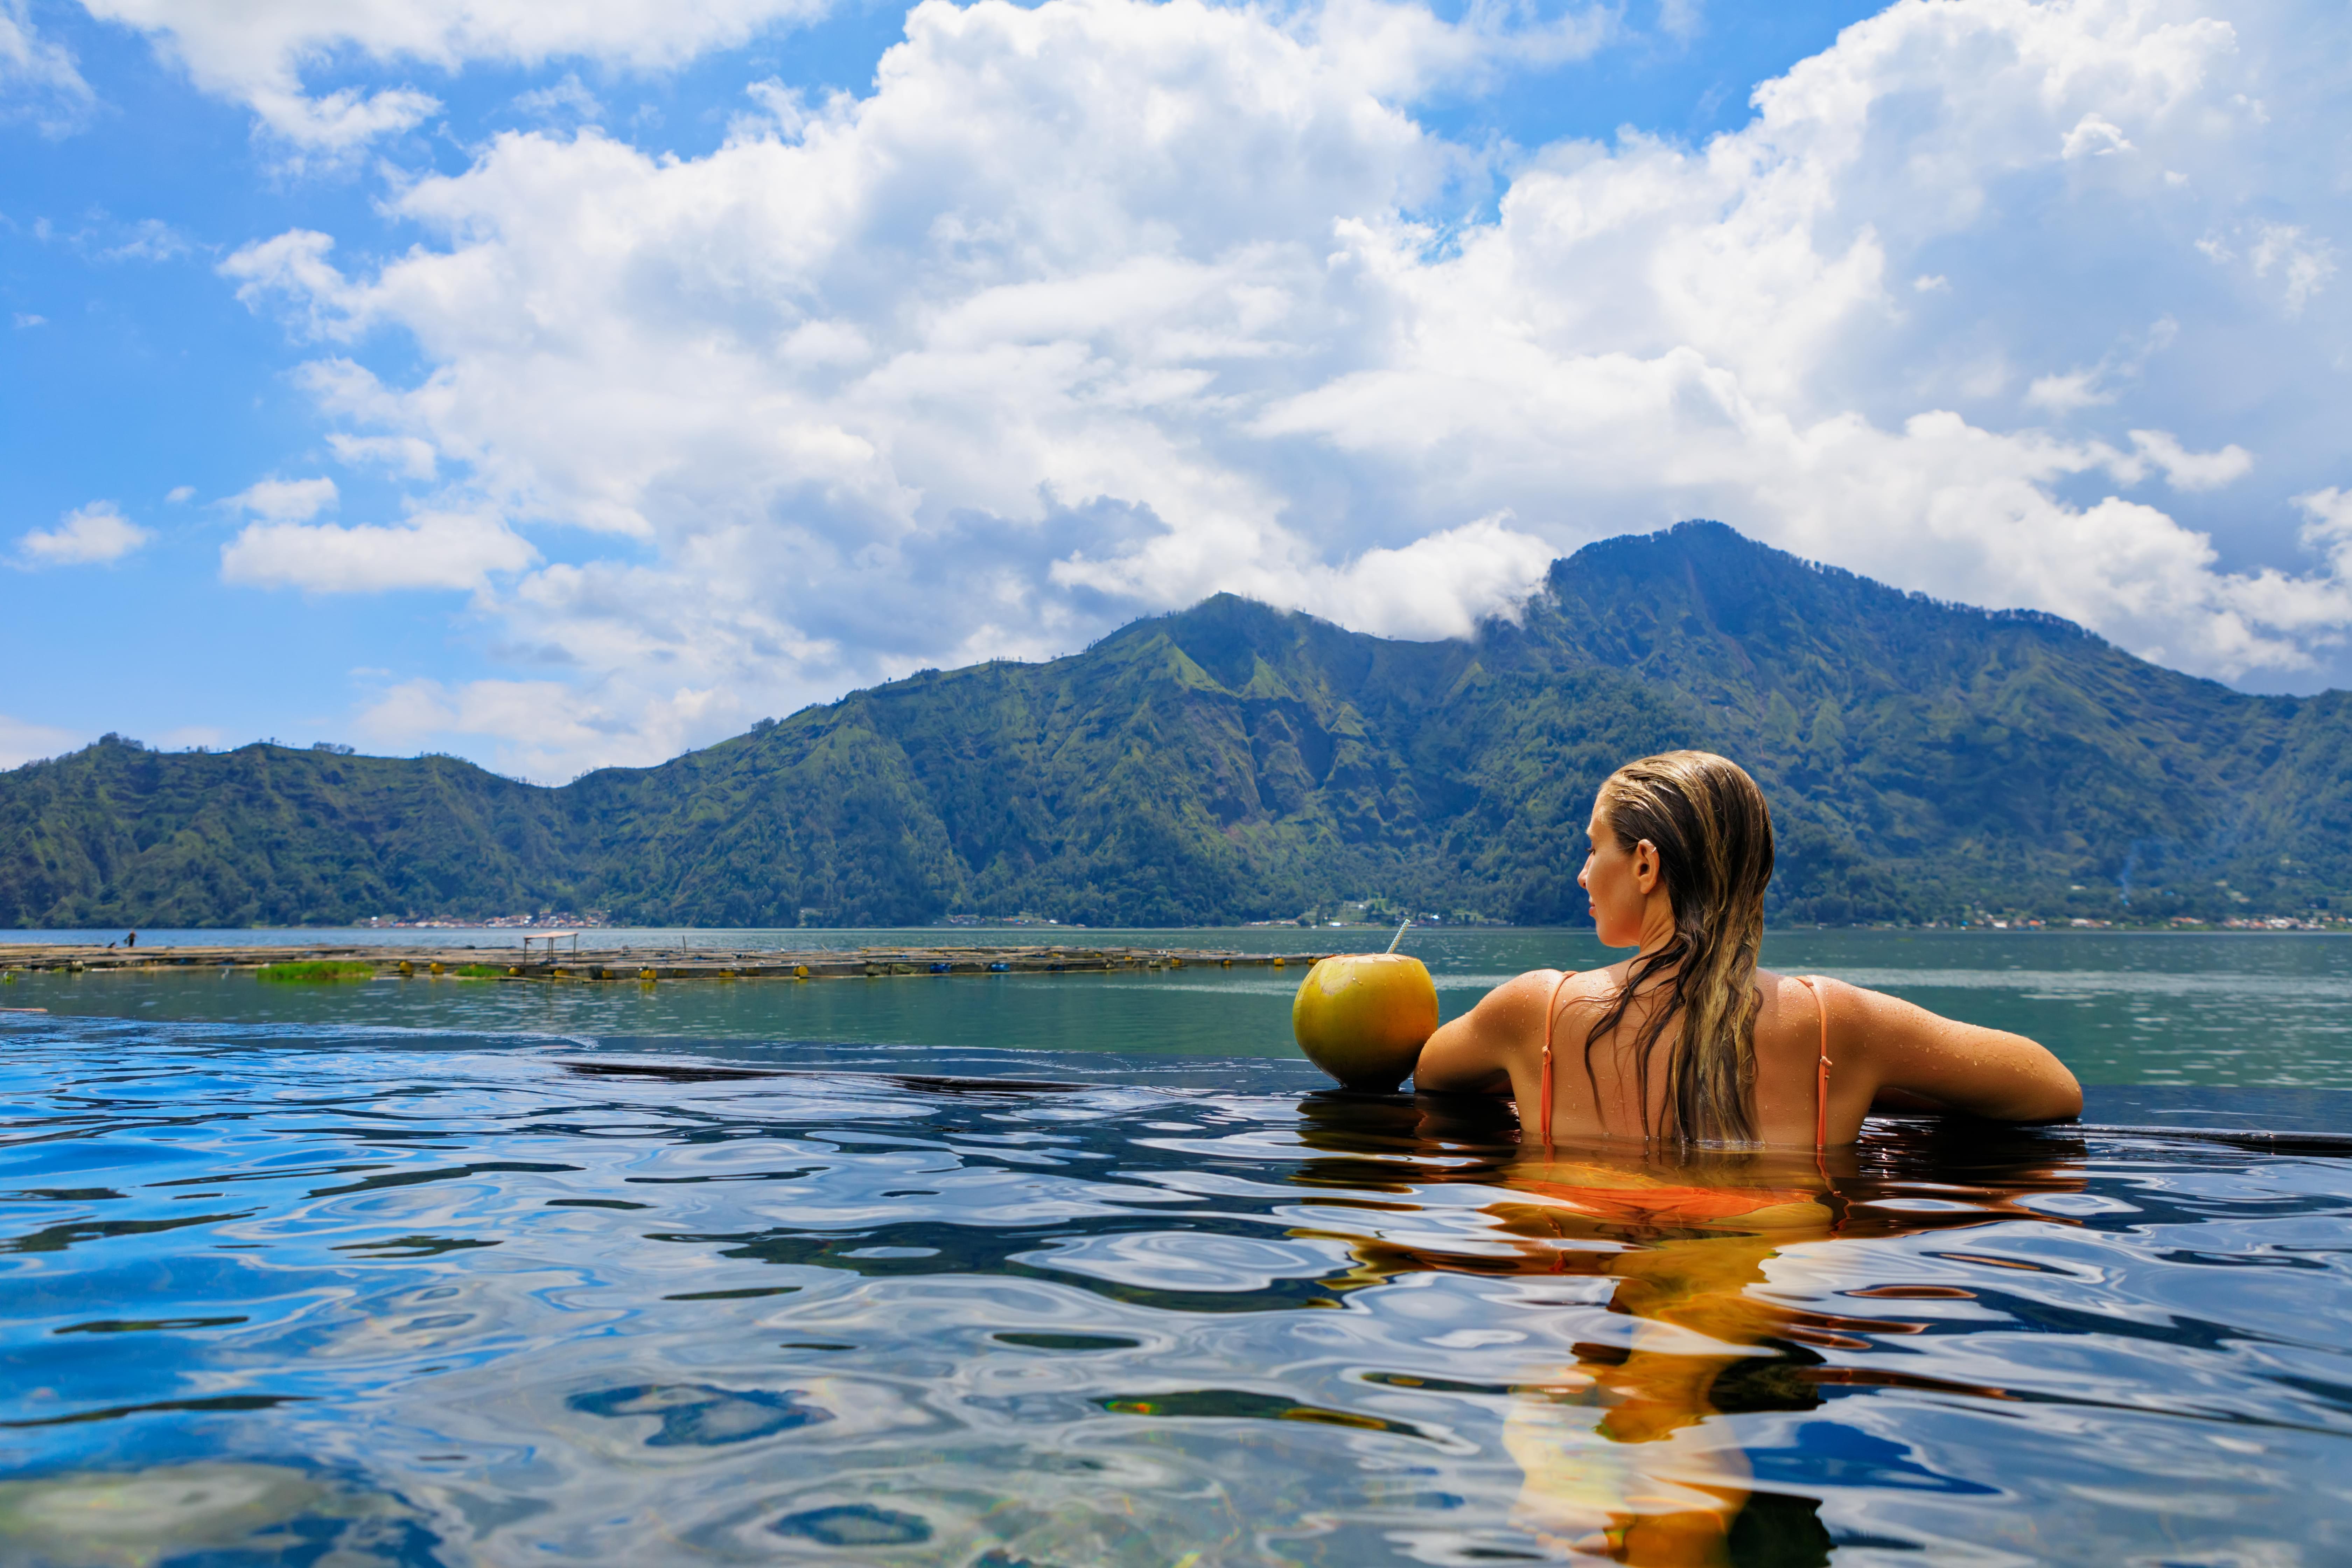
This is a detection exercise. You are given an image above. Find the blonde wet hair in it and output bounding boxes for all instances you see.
[1580,750,1776,1143]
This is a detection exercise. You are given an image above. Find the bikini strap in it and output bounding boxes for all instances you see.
[1794,974,1850,1234]
[1794,975,1832,1152]
[1539,968,1577,1149]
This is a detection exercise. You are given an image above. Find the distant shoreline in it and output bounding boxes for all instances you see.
[5,922,2345,947]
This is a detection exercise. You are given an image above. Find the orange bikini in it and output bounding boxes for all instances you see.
[1535,971,1834,1151]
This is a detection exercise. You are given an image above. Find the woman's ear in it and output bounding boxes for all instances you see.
[1633,839,1660,894]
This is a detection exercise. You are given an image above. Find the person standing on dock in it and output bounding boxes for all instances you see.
[125,931,136,949]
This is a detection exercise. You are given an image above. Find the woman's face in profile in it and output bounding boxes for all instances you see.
[1577,802,1648,948]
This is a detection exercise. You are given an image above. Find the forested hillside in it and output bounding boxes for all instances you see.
[8,521,2348,927]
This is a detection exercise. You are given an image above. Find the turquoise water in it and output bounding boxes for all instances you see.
[9,928,2352,1085]
[2,931,2348,1563]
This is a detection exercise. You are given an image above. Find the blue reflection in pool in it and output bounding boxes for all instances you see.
[1,1013,2347,1564]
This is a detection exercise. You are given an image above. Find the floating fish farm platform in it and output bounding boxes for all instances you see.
[0,942,1335,982]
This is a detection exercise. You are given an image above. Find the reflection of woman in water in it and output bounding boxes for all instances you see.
[1295,1104,2084,1566]
[1487,1146,1849,1564]
[1394,751,2082,1562]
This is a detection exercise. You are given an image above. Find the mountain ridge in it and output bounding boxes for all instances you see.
[7,521,2347,928]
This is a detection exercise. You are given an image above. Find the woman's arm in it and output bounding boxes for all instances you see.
[1834,979,2082,1122]
[1411,970,1559,1096]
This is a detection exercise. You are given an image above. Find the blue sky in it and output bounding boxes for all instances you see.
[3,0,2346,779]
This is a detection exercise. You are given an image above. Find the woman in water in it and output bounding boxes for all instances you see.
[1400,750,2080,1560]
[1414,749,2080,1146]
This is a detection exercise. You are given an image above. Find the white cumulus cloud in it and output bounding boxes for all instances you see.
[220,509,537,593]
[1300,518,1561,642]
[2125,428,2251,492]
[2060,111,2134,158]
[357,676,723,779]
[212,0,2352,777]
[327,434,439,481]
[78,0,840,153]
[15,501,150,567]
[224,476,338,522]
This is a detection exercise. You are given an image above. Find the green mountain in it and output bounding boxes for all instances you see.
[7,521,2348,929]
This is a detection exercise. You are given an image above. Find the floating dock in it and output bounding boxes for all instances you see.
[0,941,1333,982]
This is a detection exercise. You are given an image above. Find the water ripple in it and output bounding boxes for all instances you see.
[0,1021,2345,1564]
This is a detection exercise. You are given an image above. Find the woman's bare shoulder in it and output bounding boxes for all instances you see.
[1756,968,1909,1024]
[1476,968,1571,1017]
[1518,963,1633,1021]
[1457,966,1596,1021]
[1754,968,1848,1009]
[1750,969,1854,1047]
[1416,967,1577,1093]
[1754,967,2080,1119]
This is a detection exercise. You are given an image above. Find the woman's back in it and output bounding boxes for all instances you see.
[1421,958,2078,1148]
[1530,964,1851,1147]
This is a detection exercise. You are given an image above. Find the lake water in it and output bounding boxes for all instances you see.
[3,930,2348,1564]
[10,926,2352,1086]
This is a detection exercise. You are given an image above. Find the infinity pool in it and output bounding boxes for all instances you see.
[3,1012,2347,1565]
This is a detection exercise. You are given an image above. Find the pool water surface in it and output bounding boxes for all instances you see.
[2,1013,2347,1565]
